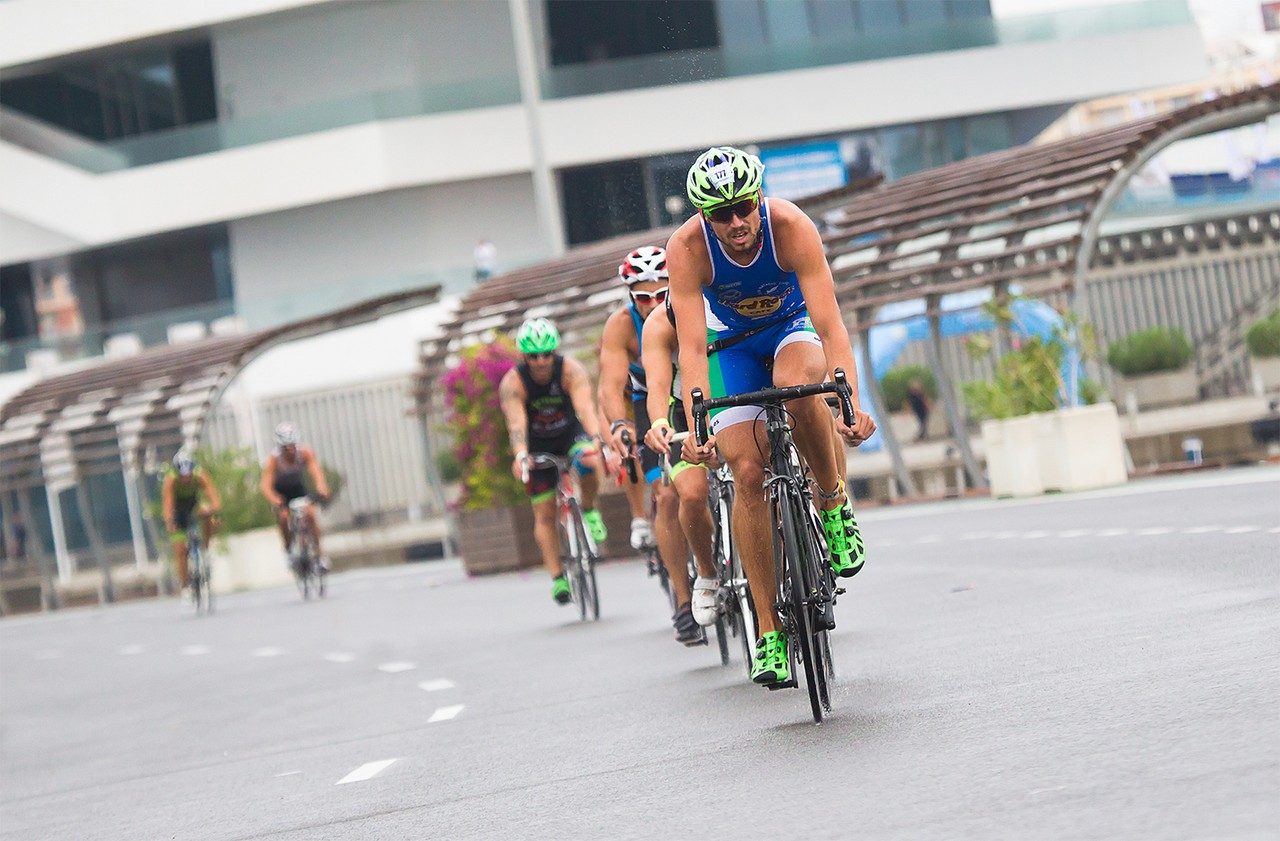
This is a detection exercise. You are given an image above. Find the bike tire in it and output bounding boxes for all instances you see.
[714,613,730,665]
[780,486,824,723]
[566,500,589,622]
[582,519,601,621]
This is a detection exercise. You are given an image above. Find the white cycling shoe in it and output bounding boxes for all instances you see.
[629,517,655,551]
[691,576,720,627]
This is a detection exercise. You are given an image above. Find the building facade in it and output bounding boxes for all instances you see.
[1,0,1208,374]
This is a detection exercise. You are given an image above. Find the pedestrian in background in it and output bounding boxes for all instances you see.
[473,238,497,282]
[907,378,932,441]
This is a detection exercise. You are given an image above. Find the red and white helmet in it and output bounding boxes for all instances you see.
[618,246,668,286]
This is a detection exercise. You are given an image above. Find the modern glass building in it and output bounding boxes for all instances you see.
[0,0,1208,375]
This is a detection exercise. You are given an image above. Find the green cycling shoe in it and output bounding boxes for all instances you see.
[551,574,571,605]
[751,630,790,685]
[582,509,608,545]
[821,500,865,579]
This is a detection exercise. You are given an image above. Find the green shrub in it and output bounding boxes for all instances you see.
[1245,309,1280,358]
[880,364,938,413]
[435,449,462,483]
[1106,328,1193,377]
[963,337,1064,421]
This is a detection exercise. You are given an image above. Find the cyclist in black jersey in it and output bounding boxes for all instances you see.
[600,246,704,644]
[261,422,332,567]
[499,318,608,605]
[161,452,221,600]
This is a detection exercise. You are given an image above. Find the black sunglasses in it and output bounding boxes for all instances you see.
[703,195,760,224]
[526,352,554,361]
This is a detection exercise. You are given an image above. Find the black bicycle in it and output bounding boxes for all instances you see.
[708,462,755,677]
[620,430,675,612]
[524,453,600,622]
[691,369,854,723]
[286,497,326,600]
[186,518,214,615]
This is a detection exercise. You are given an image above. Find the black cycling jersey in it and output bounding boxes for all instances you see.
[518,355,582,444]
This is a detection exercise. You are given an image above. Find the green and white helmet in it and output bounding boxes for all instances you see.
[516,317,560,354]
[686,146,765,210]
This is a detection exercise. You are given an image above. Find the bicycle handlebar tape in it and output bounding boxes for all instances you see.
[691,388,708,447]
[833,368,854,426]
[620,429,639,484]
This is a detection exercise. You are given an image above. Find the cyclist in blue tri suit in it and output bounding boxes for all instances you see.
[667,146,877,686]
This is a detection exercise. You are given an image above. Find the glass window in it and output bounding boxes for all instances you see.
[947,0,991,19]
[717,0,768,48]
[945,119,967,162]
[904,0,947,25]
[879,123,924,179]
[546,1,719,66]
[807,0,858,37]
[857,0,904,30]
[762,0,812,43]
[966,112,1012,156]
[560,161,651,245]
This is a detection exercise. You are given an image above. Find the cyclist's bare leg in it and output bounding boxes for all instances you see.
[275,508,291,549]
[531,497,562,577]
[653,482,692,606]
[624,475,646,518]
[174,539,190,588]
[304,504,324,558]
[578,452,603,511]
[674,468,716,579]
[774,341,845,510]
[716,420,779,634]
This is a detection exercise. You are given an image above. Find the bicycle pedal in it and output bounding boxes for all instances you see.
[835,587,846,596]
[765,679,797,691]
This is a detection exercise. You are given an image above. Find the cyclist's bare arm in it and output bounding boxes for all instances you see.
[666,220,714,454]
[301,447,329,499]
[161,474,176,528]
[198,471,222,511]
[498,368,529,457]
[562,357,603,440]
[261,455,282,507]
[641,309,678,454]
[597,309,635,452]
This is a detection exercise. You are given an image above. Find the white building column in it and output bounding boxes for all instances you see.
[509,0,565,257]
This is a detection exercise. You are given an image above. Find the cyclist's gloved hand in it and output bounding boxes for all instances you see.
[608,423,634,459]
[682,431,716,465]
[837,407,877,447]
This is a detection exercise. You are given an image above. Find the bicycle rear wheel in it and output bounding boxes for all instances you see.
[566,501,590,622]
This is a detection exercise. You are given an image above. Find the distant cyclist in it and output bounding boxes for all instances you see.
[499,317,609,605]
[668,146,876,685]
[161,452,221,601]
[261,422,332,569]
[639,296,720,632]
[600,246,704,644]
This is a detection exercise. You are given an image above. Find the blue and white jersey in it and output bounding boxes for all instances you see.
[699,199,805,334]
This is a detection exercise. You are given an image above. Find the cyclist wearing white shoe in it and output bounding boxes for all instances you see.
[668,146,876,686]
[261,422,331,571]
[640,297,720,630]
[599,246,703,645]
[500,318,609,606]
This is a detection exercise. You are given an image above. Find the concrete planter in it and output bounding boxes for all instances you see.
[456,505,542,575]
[1120,367,1198,412]
[1250,355,1280,394]
[211,527,291,594]
[982,402,1128,497]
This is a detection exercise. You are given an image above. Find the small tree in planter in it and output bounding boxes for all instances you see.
[880,364,939,440]
[440,339,541,574]
[1246,309,1280,393]
[1106,327,1195,410]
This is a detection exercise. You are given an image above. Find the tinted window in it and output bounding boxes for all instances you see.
[545,1,719,66]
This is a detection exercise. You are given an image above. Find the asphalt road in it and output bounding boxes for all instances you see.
[2,468,1277,840]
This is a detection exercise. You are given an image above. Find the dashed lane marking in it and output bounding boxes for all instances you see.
[323,652,355,663]
[1096,528,1129,537]
[274,771,301,778]
[377,662,416,674]
[1224,525,1260,534]
[1182,526,1223,534]
[1022,530,1050,539]
[1055,529,1090,538]
[118,644,145,655]
[181,645,210,656]
[418,679,455,692]
[253,647,285,658]
[429,704,465,723]
[335,759,397,785]
[1136,527,1173,536]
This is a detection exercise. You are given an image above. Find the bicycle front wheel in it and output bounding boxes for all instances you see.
[780,487,824,723]
[566,501,590,622]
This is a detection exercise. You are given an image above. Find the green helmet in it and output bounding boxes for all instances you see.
[516,317,560,354]
[686,146,765,210]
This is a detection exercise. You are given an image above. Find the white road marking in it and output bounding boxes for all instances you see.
[181,645,210,656]
[1224,525,1260,534]
[1269,527,1280,534]
[1136,527,1172,536]
[1182,525,1222,534]
[418,679,455,692]
[1022,530,1050,539]
[377,661,416,673]
[253,647,285,658]
[323,652,355,663]
[960,531,992,540]
[994,531,1018,539]
[429,704,465,723]
[274,771,301,778]
[118,644,145,656]
[335,759,397,785]
[1055,529,1089,538]
[1096,528,1129,537]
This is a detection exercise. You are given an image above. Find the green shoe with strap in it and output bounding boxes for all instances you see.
[582,509,608,545]
[551,574,571,605]
[750,630,790,685]
[821,499,865,578]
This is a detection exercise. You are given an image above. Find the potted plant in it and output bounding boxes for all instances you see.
[1246,309,1280,393]
[1106,327,1196,411]
[440,339,543,575]
[880,364,944,442]
[964,302,1125,498]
